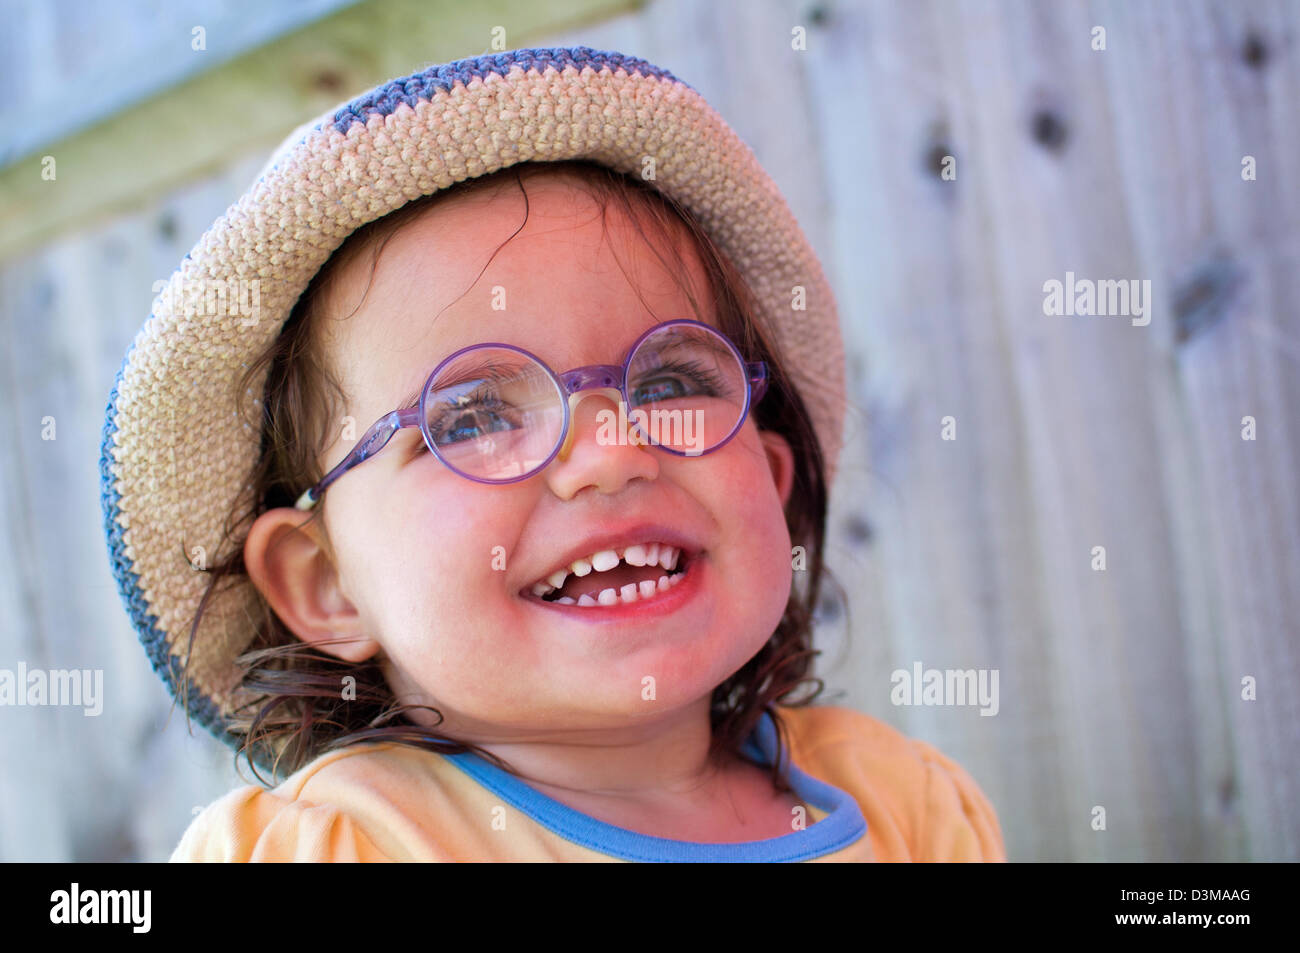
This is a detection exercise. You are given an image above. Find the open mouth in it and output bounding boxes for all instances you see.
[522,542,694,608]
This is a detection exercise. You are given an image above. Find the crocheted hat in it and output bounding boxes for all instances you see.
[100,46,846,761]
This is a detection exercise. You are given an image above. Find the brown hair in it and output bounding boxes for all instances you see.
[183,159,844,798]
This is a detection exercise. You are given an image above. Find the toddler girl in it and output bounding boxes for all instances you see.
[102,47,1005,862]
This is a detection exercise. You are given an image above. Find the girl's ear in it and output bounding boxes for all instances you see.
[242,509,381,663]
[757,430,795,509]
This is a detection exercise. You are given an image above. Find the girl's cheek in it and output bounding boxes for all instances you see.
[729,437,789,527]
[737,456,794,579]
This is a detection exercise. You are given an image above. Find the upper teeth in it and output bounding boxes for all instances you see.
[529,543,682,598]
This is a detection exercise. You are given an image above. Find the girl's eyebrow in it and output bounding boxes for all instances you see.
[394,358,529,411]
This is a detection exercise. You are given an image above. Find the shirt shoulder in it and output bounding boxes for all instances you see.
[170,743,412,862]
[773,704,1007,862]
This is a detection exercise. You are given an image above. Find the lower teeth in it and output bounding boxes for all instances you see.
[547,568,685,606]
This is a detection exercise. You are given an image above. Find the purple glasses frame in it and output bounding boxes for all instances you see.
[294,319,769,510]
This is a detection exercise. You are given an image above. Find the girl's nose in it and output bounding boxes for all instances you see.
[555,387,625,462]
[546,388,659,496]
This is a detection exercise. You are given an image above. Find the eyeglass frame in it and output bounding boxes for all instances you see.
[294,318,769,510]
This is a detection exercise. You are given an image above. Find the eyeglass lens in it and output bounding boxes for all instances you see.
[422,323,750,481]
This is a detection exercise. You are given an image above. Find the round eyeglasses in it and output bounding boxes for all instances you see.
[294,319,768,509]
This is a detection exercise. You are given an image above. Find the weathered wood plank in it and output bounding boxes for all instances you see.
[0,0,363,167]
[798,0,1298,860]
[0,154,272,861]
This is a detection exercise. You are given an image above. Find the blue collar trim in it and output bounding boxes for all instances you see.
[442,709,867,862]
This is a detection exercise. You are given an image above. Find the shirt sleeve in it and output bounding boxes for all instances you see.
[909,738,1007,862]
[170,785,392,862]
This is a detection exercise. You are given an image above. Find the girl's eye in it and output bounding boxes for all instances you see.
[629,360,725,404]
[428,396,522,447]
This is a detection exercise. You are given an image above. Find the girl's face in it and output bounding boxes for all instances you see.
[253,172,796,745]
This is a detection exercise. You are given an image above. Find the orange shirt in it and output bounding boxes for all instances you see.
[172,704,1006,862]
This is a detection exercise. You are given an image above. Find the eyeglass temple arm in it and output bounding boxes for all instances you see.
[294,408,422,510]
[747,362,768,403]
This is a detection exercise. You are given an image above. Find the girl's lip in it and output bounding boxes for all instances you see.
[517,525,704,596]
[521,552,705,621]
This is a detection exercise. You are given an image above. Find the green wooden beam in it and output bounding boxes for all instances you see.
[0,0,365,167]
[0,0,643,260]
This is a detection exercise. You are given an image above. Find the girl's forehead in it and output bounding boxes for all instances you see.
[322,174,718,409]
[354,227,711,334]
[351,190,706,312]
